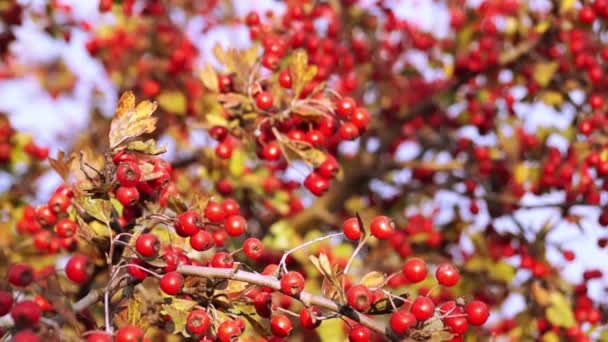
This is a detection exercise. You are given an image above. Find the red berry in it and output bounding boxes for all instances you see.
[116,161,141,187]
[56,218,77,238]
[253,292,273,318]
[48,193,70,213]
[342,217,362,240]
[411,296,435,321]
[135,233,160,258]
[245,11,260,26]
[0,290,13,316]
[35,204,57,226]
[186,309,211,335]
[215,140,234,159]
[116,186,140,206]
[299,306,322,329]
[160,271,183,295]
[435,263,460,287]
[304,129,325,147]
[465,300,489,326]
[85,331,112,342]
[11,300,41,328]
[66,254,92,284]
[209,125,229,142]
[218,75,233,93]
[13,330,40,342]
[403,258,427,283]
[339,122,360,140]
[255,91,274,110]
[349,107,370,129]
[189,230,214,251]
[390,310,416,335]
[243,238,263,259]
[115,325,144,342]
[348,325,371,342]
[336,97,357,117]
[127,258,148,281]
[279,69,292,88]
[217,320,242,342]
[369,215,395,239]
[224,215,247,236]
[346,284,372,312]
[204,201,226,223]
[317,155,339,179]
[580,6,596,24]
[261,142,282,161]
[280,271,305,296]
[8,263,34,287]
[211,252,234,268]
[221,199,240,216]
[303,172,330,196]
[175,210,204,237]
[271,314,293,337]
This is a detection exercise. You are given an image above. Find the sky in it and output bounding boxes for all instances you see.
[0,0,606,322]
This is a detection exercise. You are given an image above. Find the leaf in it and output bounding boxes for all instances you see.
[157,90,187,115]
[126,139,167,155]
[540,91,563,106]
[288,50,317,97]
[361,271,386,289]
[487,261,515,283]
[318,253,334,277]
[77,196,113,226]
[546,293,575,328]
[109,91,158,149]
[200,63,219,92]
[229,148,246,176]
[541,332,560,342]
[160,305,190,337]
[532,62,558,87]
[560,0,575,13]
[48,150,73,181]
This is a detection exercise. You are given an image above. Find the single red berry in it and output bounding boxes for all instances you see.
[135,233,160,258]
[11,300,41,328]
[346,284,373,312]
[245,11,260,26]
[175,210,204,237]
[280,271,306,296]
[243,238,263,259]
[262,53,280,70]
[209,125,229,142]
[403,258,427,283]
[370,215,395,239]
[579,6,596,24]
[215,140,234,159]
[35,204,57,226]
[187,309,211,335]
[342,217,362,240]
[304,129,325,147]
[411,296,435,321]
[8,263,34,287]
[204,201,226,223]
[115,325,144,342]
[56,218,77,238]
[435,263,460,287]
[336,97,357,117]
[218,75,233,93]
[0,290,13,316]
[279,69,292,88]
[349,107,370,129]
[299,306,322,329]
[221,198,240,216]
[390,310,417,335]
[445,315,468,334]
[160,271,183,295]
[255,91,274,110]
[224,215,247,236]
[48,193,70,214]
[217,320,242,342]
[271,314,293,337]
[66,254,92,284]
[339,122,360,140]
[13,330,40,342]
[253,292,273,318]
[211,252,234,268]
[348,325,371,342]
[465,300,489,325]
[189,230,214,251]
[261,142,282,161]
[116,161,141,187]
[303,172,330,196]
[116,186,140,207]
[127,258,148,281]
[317,155,339,179]
[85,331,112,342]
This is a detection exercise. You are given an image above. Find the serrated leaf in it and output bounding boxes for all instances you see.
[533,62,558,87]
[77,196,112,226]
[160,304,190,337]
[158,90,187,115]
[361,271,385,289]
[288,50,317,97]
[109,91,158,149]
[546,293,575,328]
[48,150,73,181]
[200,63,219,92]
[126,139,167,155]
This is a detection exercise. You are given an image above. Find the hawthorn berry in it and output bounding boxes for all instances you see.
[224,214,247,236]
[189,229,214,251]
[299,306,321,329]
[303,172,329,196]
[255,91,274,110]
[411,296,435,321]
[346,284,373,312]
[342,217,362,240]
[116,160,141,187]
[0,290,13,316]
[369,215,395,239]
[48,193,70,213]
[279,69,292,88]
[243,238,263,259]
[11,300,41,328]
[85,331,112,342]
[175,210,204,237]
[390,310,416,335]
[116,186,140,206]
[210,252,234,268]
[186,309,211,335]
[221,198,240,216]
[35,204,57,226]
[403,257,427,283]
[66,254,92,284]
[204,200,226,223]
[271,314,293,337]
[465,300,489,326]
[338,122,360,140]
[13,330,40,342]
[253,292,273,318]
[261,142,282,161]
[127,258,149,281]
[56,218,77,238]
[160,271,183,295]
[348,325,371,342]
[135,233,160,258]
[115,325,144,342]
[217,320,242,342]
[435,263,460,287]
[280,271,305,296]
[336,97,357,117]
[8,263,34,287]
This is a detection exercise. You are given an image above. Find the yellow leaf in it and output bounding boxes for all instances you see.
[487,261,515,283]
[288,50,317,97]
[109,91,158,149]
[533,62,558,87]
[546,293,575,328]
[541,332,560,342]
[77,196,112,226]
[540,91,563,106]
[157,91,187,115]
[361,271,386,288]
[229,148,246,176]
[560,0,575,13]
[513,163,528,184]
[200,63,219,92]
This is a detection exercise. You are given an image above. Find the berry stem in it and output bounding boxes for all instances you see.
[278,232,344,274]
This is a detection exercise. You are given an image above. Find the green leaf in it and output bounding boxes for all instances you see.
[160,299,197,337]
[546,293,575,328]
[229,148,246,176]
[317,315,345,341]
[77,196,112,225]
[126,139,167,155]
[487,261,516,283]
[157,90,187,115]
[361,271,385,289]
